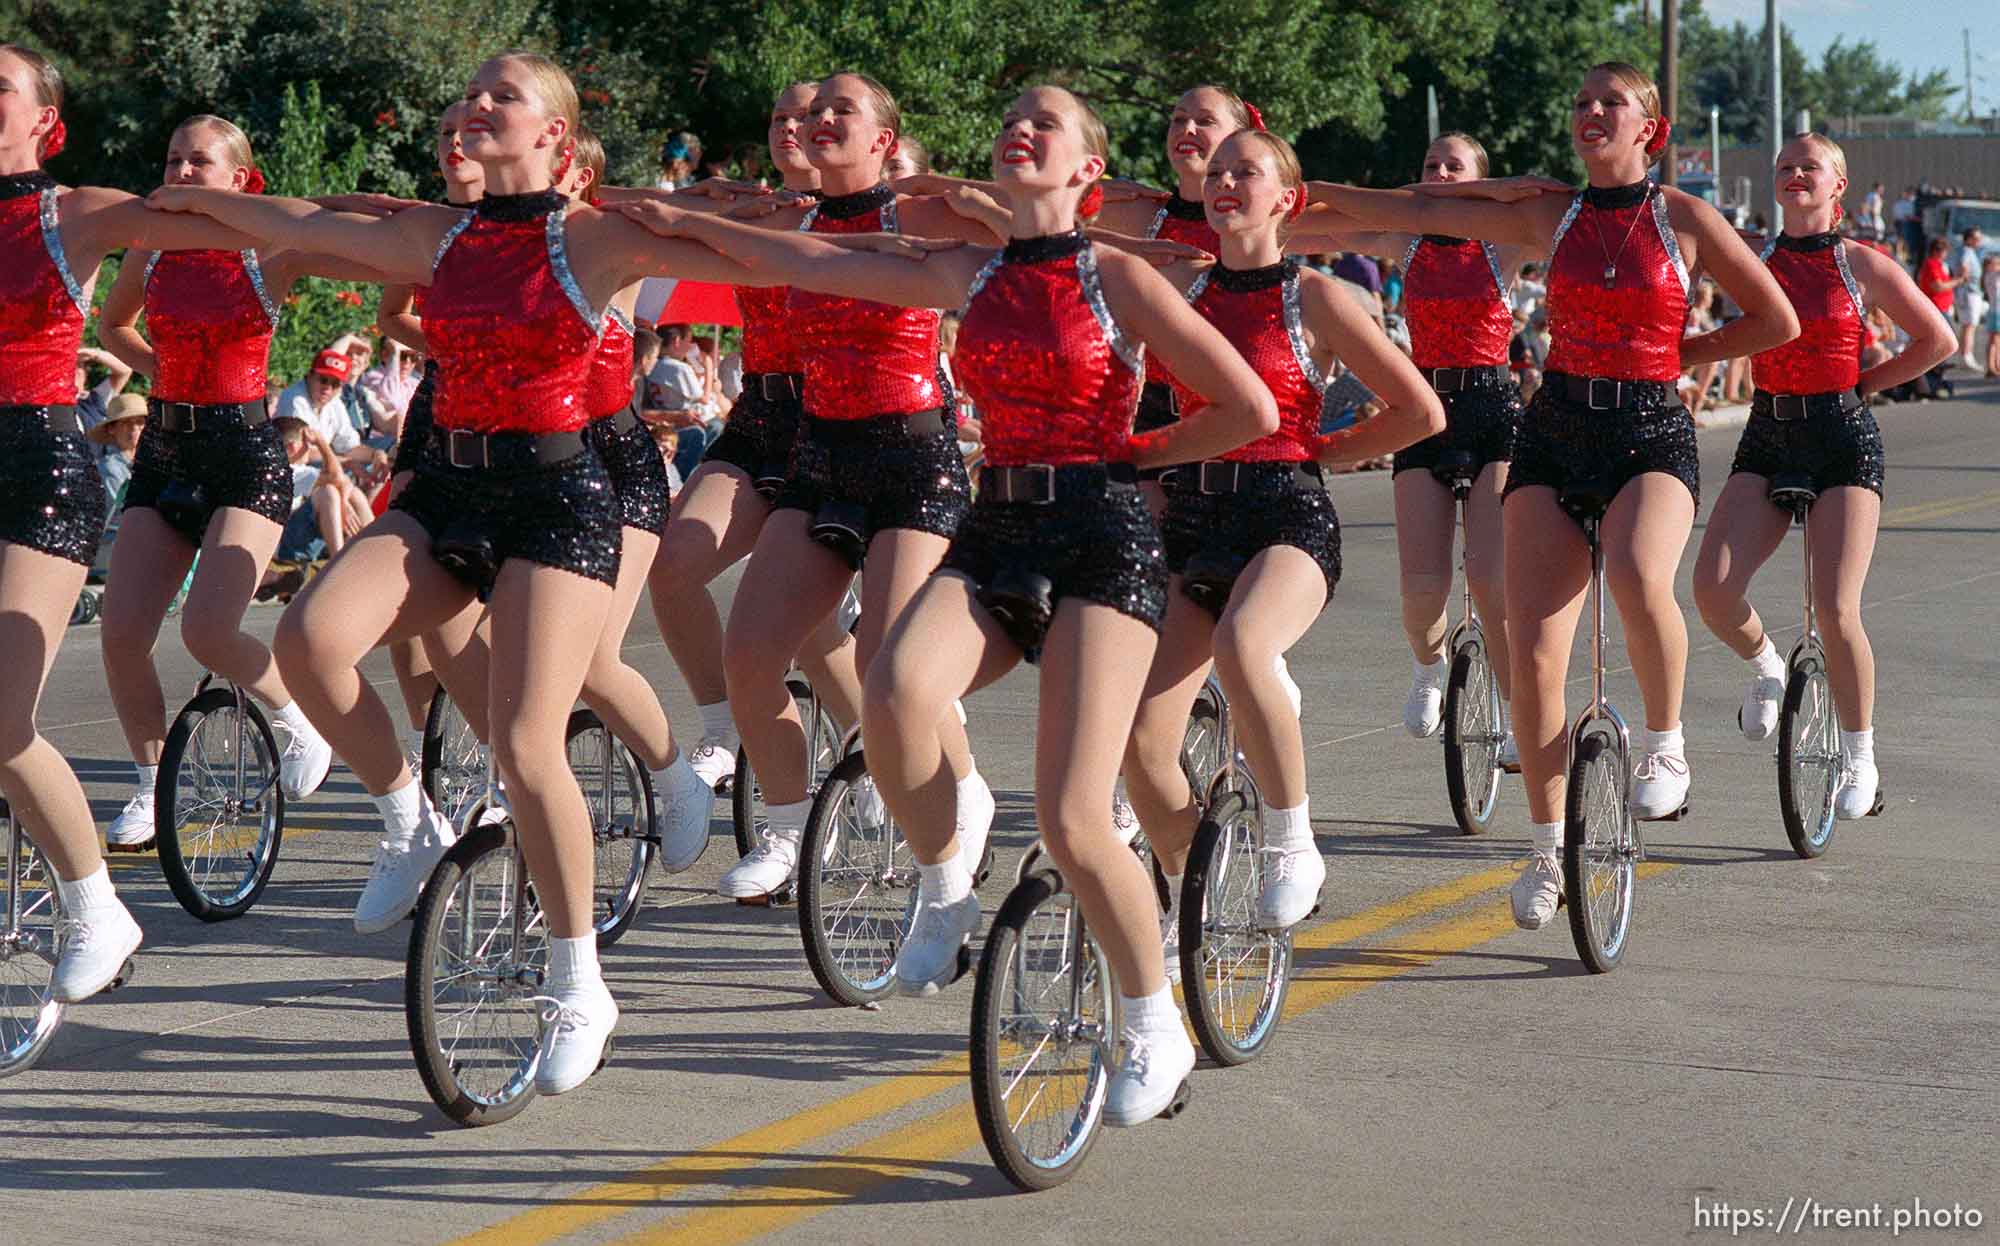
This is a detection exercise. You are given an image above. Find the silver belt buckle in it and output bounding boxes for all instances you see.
[1018,463,1056,504]
[1585,377,1618,410]
[1197,461,1233,494]
[447,428,488,469]
[162,401,197,432]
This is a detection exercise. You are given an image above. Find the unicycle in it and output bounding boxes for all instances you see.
[1556,480,1657,974]
[0,802,79,1078]
[730,675,842,860]
[405,751,549,1126]
[564,709,657,945]
[155,676,285,921]
[1178,675,1295,1066]
[420,688,488,832]
[1436,450,1508,835]
[1767,474,1883,859]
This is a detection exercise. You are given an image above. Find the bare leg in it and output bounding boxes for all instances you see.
[580,527,678,770]
[387,637,438,734]
[0,542,102,881]
[1211,547,1326,808]
[421,602,492,744]
[177,509,290,708]
[485,560,612,939]
[1808,487,1881,729]
[861,573,1020,865]
[858,527,973,782]
[1393,469,1454,665]
[99,509,197,766]
[1600,474,1697,733]
[1692,472,1792,659]
[1121,585,1217,876]
[1466,462,1514,699]
[1502,488,1591,824]
[650,461,765,706]
[795,610,863,733]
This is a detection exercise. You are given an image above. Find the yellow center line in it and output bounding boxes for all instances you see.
[1880,486,2000,527]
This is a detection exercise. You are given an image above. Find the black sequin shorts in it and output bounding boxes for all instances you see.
[1729,396,1884,497]
[125,417,292,545]
[774,412,971,544]
[701,380,805,497]
[1392,383,1522,477]
[588,411,671,536]
[941,484,1168,649]
[1134,382,1179,482]
[0,416,105,566]
[1162,468,1342,605]
[392,363,438,477]
[1505,391,1701,520]
[392,438,622,590]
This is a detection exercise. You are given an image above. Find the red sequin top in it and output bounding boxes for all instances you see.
[787,186,941,420]
[426,192,603,434]
[586,305,636,419]
[0,175,89,407]
[736,283,802,375]
[1402,236,1512,369]
[143,249,278,404]
[1752,233,1865,395]
[955,232,1142,467]
[1544,182,1688,383]
[1143,196,1221,389]
[1167,260,1326,463]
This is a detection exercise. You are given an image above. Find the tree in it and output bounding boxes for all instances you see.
[259,82,380,383]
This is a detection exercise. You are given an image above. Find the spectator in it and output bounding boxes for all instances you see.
[1381,258,1403,314]
[334,335,397,437]
[1982,254,2000,378]
[270,416,379,569]
[1858,181,1886,239]
[884,135,931,181]
[1917,237,1958,319]
[1511,262,1547,318]
[85,392,147,526]
[1331,251,1381,299]
[1952,228,1986,370]
[73,346,134,437]
[1892,186,1921,259]
[646,323,708,475]
[1681,279,1721,423]
[359,340,421,429]
[657,132,702,190]
[276,348,384,471]
[1510,310,1548,404]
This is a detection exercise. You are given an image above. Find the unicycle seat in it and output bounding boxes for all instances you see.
[1557,474,1615,526]
[1429,449,1479,497]
[1767,471,1818,517]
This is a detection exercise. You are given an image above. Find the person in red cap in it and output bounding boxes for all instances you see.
[274,347,383,472]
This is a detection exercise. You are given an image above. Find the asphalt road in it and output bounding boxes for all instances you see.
[4,381,1996,1245]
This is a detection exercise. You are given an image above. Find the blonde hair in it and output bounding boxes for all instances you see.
[1588,61,1662,120]
[482,50,579,143]
[1180,84,1254,132]
[1785,131,1848,181]
[0,44,64,160]
[1429,131,1490,178]
[174,114,255,174]
[891,133,931,175]
[824,71,901,143]
[1229,128,1304,197]
[571,125,606,196]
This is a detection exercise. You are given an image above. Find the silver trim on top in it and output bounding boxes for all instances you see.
[959,253,1004,318]
[1832,241,1867,323]
[1649,189,1689,297]
[242,250,280,327]
[1550,192,1585,254]
[432,210,474,275]
[38,187,87,316]
[606,303,636,335]
[1147,206,1168,241]
[545,204,604,335]
[1076,244,1143,374]
[1481,241,1509,299]
[1281,262,1327,393]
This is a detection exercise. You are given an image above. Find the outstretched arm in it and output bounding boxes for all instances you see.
[144,187,449,285]
[1304,179,1563,250]
[63,187,265,270]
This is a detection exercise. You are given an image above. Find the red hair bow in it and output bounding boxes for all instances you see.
[1244,102,1267,132]
[41,119,66,161]
[242,167,266,194]
[1645,116,1672,158]
[1078,180,1104,220]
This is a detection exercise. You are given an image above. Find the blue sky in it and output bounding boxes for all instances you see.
[1700,0,1992,116]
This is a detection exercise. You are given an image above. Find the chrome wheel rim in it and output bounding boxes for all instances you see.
[994,894,1112,1171]
[171,705,280,908]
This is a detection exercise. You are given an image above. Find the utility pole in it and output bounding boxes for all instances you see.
[1661,0,1680,185]
[1427,85,1439,142]
[1768,0,1782,227]
[1967,29,1975,122]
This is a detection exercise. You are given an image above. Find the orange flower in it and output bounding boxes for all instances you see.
[375,109,397,130]
[335,290,364,307]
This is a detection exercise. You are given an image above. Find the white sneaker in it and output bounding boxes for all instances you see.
[1404,662,1445,738]
[278,717,335,800]
[892,891,980,996]
[1497,730,1521,773]
[1275,655,1302,719]
[1740,672,1785,741]
[718,827,799,899]
[1255,843,1325,930]
[1112,795,1141,847]
[687,737,738,791]
[105,788,156,852]
[353,810,456,934]
[51,900,142,1002]
[955,774,996,880]
[530,978,619,1095]
[1834,758,1880,820]
[1509,851,1562,930]
[1632,750,1691,819]
[852,775,889,831]
[1104,1017,1196,1127]
[1160,910,1181,986]
[654,758,716,873]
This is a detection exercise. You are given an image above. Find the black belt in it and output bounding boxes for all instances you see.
[1550,372,1674,411]
[980,461,1138,504]
[606,404,646,436]
[1166,459,1323,494]
[431,424,589,470]
[1425,365,1512,393]
[748,372,804,402]
[1754,387,1863,422]
[0,404,82,435]
[802,408,952,444]
[149,397,269,433]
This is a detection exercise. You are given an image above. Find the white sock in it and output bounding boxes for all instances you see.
[1841,728,1875,766]
[1121,984,1181,1033]
[1637,723,1684,756]
[372,777,426,841]
[764,798,811,840]
[1749,635,1786,681]
[955,768,990,825]
[270,700,313,735]
[953,699,967,726]
[1264,800,1313,852]
[56,864,118,914]
[1162,873,1184,922]
[1530,819,1562,856]
[548,934,600,990]
[917,850,972,905]
[1414,655,1447,685]
[134,762,158,792]
[696,700,735,742]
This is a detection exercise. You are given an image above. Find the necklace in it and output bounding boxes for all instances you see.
[1589,183,1652,287]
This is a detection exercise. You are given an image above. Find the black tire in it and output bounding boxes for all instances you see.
[405,820,546,1127]
[1180,791,1292,1066]
[1562,732,1634,973]
[1443,635,1504,836]
[1180,684,1226,805]
[0,806,65,1077]
[1777,654,1840,860]
[564,709,656,947]
[732,677,835,858]
[796,751,918,1006]
[970,869,1116,1191]
[421,688,487,832]
[155,687,284,921]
